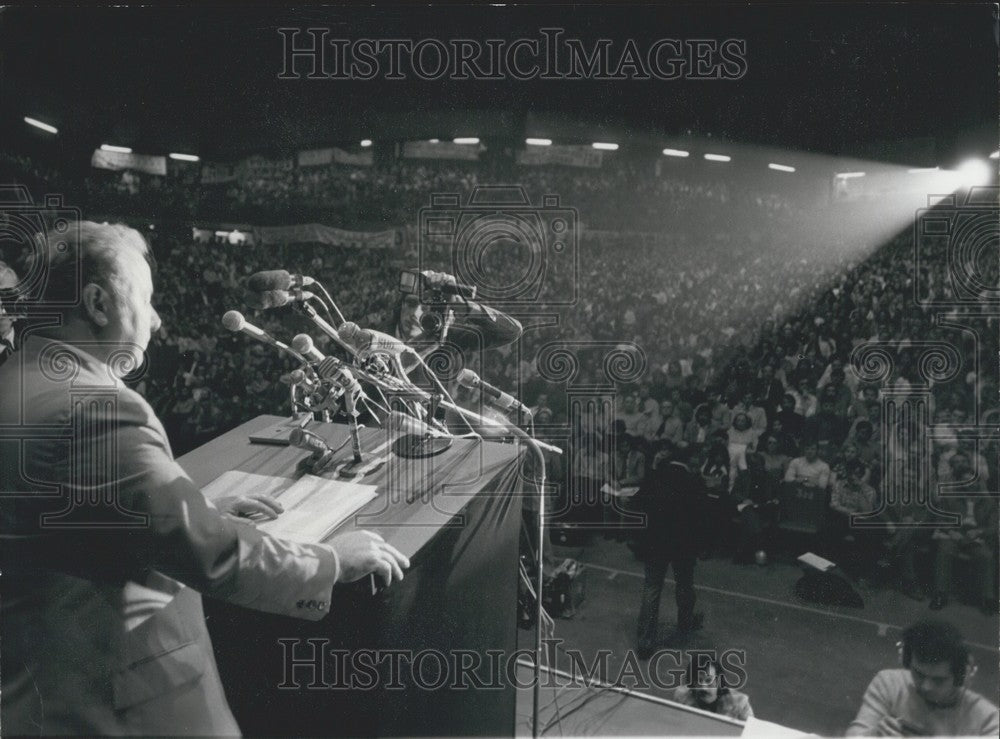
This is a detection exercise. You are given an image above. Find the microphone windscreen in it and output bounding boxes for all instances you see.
[247,270,292,292]
[291,333,316,355]
[222,310,246,332]
[245,290,290,309]
[388,411,431,436]
[338,322,361,343]
[456,368,478,389]
[288,428,330,454]
[365,329,409,354]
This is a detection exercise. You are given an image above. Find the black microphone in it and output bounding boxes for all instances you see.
[245,289,316,310]
[221,310,305,362]
[457,369,531,416]
[247,270,316,292]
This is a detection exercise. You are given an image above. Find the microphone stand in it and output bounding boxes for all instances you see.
[295,301,394,415]
[503,425,549,739]
[293,301,358,359]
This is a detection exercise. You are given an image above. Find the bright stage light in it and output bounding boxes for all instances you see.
[662,148,690,157]
[169,152,200,162]
[990,151,999,160]
[526,138,552,146]
[835,171,866,179]
[24,117,58,134]
[957,158,991,187]
[768,163,795,172]
[453,137,480,145]
[101,144,133,153]
[592,142,619,150]
[704,153,731,162]
[360,139,372,147]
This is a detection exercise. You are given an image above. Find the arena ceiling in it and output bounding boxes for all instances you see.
[1,3,996,166]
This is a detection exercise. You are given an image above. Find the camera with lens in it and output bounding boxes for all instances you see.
[398,269,473,341]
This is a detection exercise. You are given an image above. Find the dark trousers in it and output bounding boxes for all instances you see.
[735,503,778,560]
[636,553,696,651]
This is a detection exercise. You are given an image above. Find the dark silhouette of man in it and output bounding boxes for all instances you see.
[633,441,707,657]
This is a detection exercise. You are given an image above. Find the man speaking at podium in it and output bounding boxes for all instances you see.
[0,222,409,735]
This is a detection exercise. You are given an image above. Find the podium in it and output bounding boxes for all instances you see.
[178,415,525,737]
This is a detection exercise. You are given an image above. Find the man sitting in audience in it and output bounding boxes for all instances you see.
[654,399,685,445]
[774,393,806,439]
[733,388,768,435]
[615,393,643,436]
[784,440,831,491]
[636,385,662,440]
[683,403,716,448]
[791,377,818,418]
[727,412,760,490]
[818,355,860,395]
[929,452,999,614]
[803,390,850,452]
[758,433,791,483]
[847,619,998,736]
[824,368,856,419]
[826,460,883,578]
[756,362,786,417]
[849,383,881,422]
[849,420,880,473]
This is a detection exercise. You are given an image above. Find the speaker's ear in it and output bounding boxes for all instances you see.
[960,655,977,686]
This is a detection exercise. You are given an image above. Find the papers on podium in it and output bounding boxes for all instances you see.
[259,475,377,544]
[202,469,377,544]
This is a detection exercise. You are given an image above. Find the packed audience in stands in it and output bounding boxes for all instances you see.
[1,150,800,230]
[1,150,996,617]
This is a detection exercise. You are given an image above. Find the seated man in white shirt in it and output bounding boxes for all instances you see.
[614,393,643,436]
[784,441,831,490]
[653,399,684,445]
[847,619,998,736]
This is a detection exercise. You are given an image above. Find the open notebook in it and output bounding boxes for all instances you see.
[202,470,378,545]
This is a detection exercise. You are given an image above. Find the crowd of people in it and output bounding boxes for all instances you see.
[1,149,995,623]
[1,148,801,231]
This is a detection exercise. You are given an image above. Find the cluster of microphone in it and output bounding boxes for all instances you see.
[224,268,543,457]
[244,270,317,310]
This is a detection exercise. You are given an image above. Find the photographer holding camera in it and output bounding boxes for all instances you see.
[389,269,522,353]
